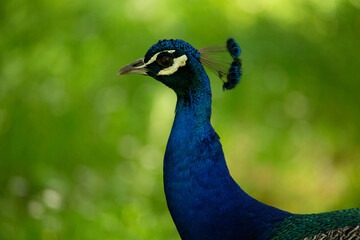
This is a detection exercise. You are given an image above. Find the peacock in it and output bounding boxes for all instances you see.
[117,38,360,240]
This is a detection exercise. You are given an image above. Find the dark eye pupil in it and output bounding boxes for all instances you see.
[157,55,173,67]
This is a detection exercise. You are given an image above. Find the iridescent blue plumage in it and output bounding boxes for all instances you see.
[145,39,201,61]
[198,37,242,91]
[227,37,241,58]
[224,58,242,90]
[118,38,360,240]
[223,38,242,90]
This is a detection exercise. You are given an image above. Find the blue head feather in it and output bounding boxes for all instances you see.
[145,39,200,62]
[142,39,211,100]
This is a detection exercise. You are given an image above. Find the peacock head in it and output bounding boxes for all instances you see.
[117,38,242,94]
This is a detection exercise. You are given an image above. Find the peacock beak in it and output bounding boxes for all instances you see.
[117,57,148,76]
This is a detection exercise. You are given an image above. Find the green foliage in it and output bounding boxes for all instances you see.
[1,0,360,239]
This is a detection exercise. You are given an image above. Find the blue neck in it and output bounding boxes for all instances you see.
[163,71,290,240]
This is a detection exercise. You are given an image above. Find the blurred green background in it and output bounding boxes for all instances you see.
[1,0,360,239]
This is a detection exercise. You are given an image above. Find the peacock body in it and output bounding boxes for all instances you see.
[118,38,360,240]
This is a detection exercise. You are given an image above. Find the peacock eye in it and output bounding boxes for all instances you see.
[156,53,174,68]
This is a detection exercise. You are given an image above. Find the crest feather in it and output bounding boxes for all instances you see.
[198,37,242,90]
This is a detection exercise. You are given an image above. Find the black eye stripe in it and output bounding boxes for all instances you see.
[156,52,174,68]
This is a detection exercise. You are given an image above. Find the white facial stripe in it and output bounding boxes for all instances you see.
[157,54,188,76]
[135,50,176,69]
